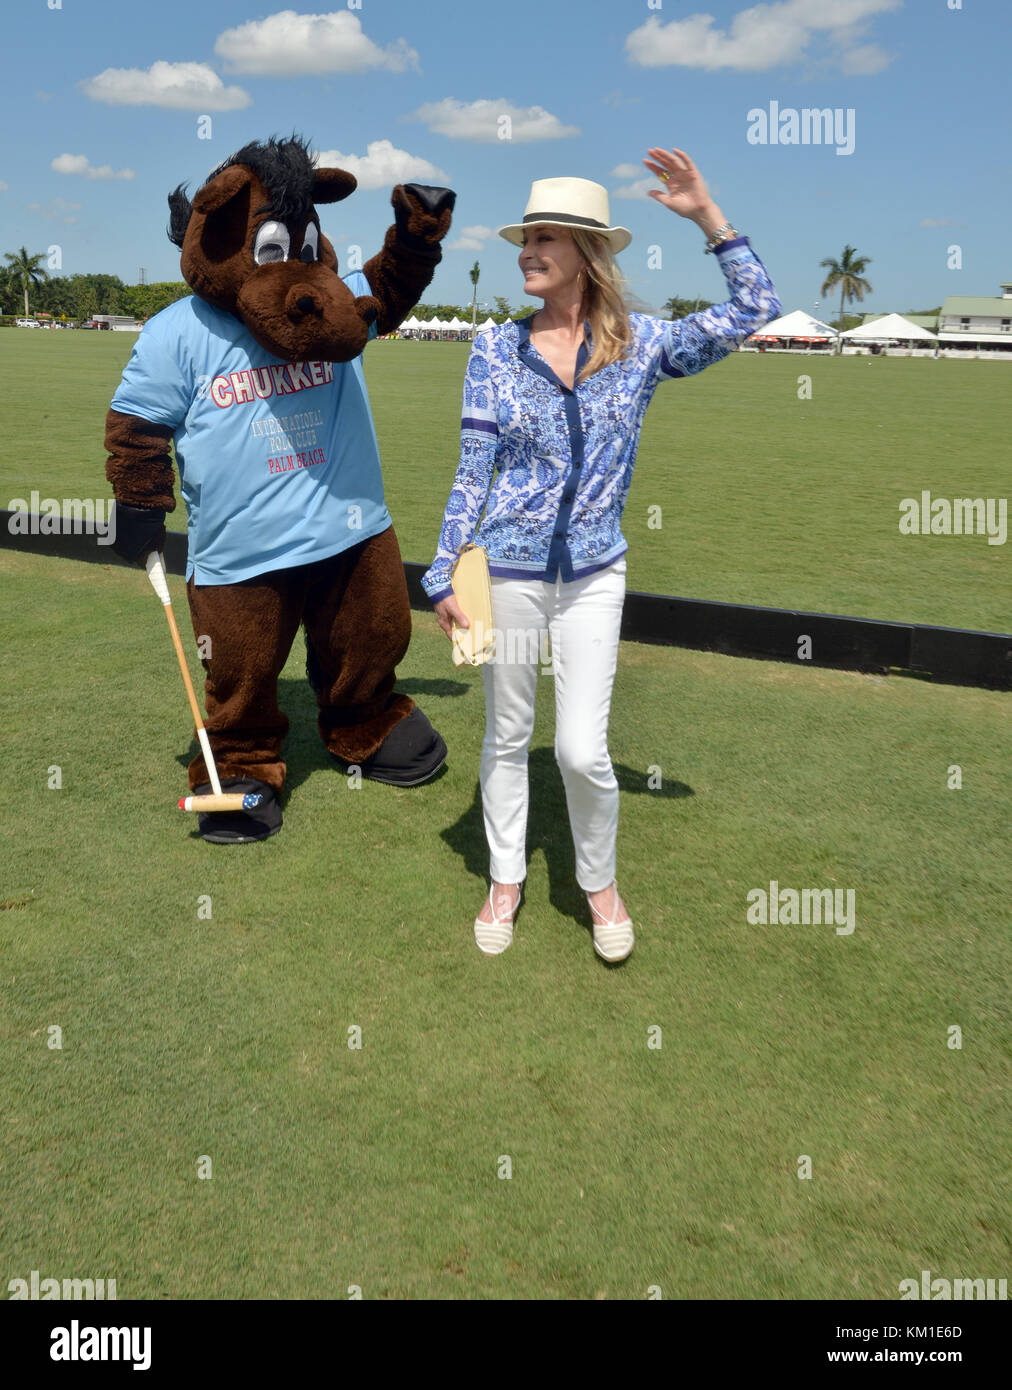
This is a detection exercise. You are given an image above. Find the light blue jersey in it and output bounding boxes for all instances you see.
[111,271,389,585]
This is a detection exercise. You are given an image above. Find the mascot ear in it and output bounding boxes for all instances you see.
[191,165,252,265]
[192,164,251,215]
[312,168,357,204]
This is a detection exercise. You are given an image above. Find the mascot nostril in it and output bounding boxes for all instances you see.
[284,284,322,322]
[104,134,456,843]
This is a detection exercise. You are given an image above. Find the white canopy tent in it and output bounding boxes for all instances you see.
[748,309,838,342]
[840,313,937,341]
[398,313,515,338]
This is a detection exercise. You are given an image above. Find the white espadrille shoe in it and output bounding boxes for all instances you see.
[474,883,521,955]
[588,883,634,962]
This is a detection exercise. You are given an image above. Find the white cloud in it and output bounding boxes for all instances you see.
[610,163,643,180]
[215,10,418,76]
[840,43,891,74]
[625,0,899,72]
[314,140,449,191]
[0,181,8,191]
[51,154,135,181]
[447,224,494,252]
[28,196,82,224]
[80,61,251,111]
[612,177,658,201]
[408,98,579,143]
[920,217,964,228]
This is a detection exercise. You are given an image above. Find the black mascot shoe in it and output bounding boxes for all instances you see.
[331,707,447,787]
[192,777,283,844]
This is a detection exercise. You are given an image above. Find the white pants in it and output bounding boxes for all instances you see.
[479,559,626,893]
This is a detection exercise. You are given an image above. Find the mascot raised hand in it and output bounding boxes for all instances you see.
[105,135,455,842]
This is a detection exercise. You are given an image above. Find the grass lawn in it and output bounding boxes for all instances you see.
[1,548,1008,1299]
[1,329,1008,633]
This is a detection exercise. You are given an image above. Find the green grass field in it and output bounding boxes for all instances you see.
[1,329,1008,632]
[2,547,1009,1299]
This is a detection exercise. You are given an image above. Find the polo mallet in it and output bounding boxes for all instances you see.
[144,552,260,814]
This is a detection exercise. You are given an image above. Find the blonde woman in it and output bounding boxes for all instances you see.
[422,147,782,961]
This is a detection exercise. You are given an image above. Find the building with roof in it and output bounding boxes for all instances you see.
[937,281,1012,355]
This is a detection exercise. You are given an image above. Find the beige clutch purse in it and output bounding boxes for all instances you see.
[450,544,495,667]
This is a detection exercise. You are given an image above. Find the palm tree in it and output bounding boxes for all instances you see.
[4,246,50,318]
[819,245,873,355]
[663,294,711,320]
[469,260,480,338]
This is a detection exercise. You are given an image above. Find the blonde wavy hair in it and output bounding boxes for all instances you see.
[570,227,633,384]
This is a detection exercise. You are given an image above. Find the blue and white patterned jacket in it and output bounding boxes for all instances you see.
[421,237,781,602]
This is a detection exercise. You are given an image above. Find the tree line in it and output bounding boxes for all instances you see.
[1,246,711,326]
[0,250,192,320]
[5,243,938,334]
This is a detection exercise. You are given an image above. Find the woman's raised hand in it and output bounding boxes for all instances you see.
[643,147,712,220]
[434,593,470,641]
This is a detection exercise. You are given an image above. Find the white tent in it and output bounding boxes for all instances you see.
[402,315,421,329]
[477,317,497,330]
[447,316,464,330]
[749,309,838,340]
[840,313,937,341]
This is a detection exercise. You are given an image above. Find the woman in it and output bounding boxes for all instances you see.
[421,147,782,961]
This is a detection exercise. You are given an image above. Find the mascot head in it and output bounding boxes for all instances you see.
[168,135,378,363]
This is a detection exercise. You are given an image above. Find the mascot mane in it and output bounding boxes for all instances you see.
[168,134,319,248]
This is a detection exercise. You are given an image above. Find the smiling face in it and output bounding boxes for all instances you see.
[518,225,587,300]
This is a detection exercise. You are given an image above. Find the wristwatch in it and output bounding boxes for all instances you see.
[704,221,738,253]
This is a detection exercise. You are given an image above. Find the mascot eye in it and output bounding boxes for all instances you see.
[253,221,290,265]
[300,223,320,263]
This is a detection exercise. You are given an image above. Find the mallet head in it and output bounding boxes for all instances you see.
[178,793,264,813]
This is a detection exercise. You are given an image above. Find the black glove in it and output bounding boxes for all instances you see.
[111,501,166,564]
[393,184,457,259]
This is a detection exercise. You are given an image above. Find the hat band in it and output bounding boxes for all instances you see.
[522,211,609,230]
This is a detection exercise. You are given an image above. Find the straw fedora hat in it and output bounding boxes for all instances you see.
[497,177,632,253]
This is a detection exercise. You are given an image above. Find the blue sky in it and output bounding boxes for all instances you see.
[2,0,1009,317]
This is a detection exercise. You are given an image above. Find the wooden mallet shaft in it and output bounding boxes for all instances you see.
[163,601,203,731]
[145,552,223,796]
